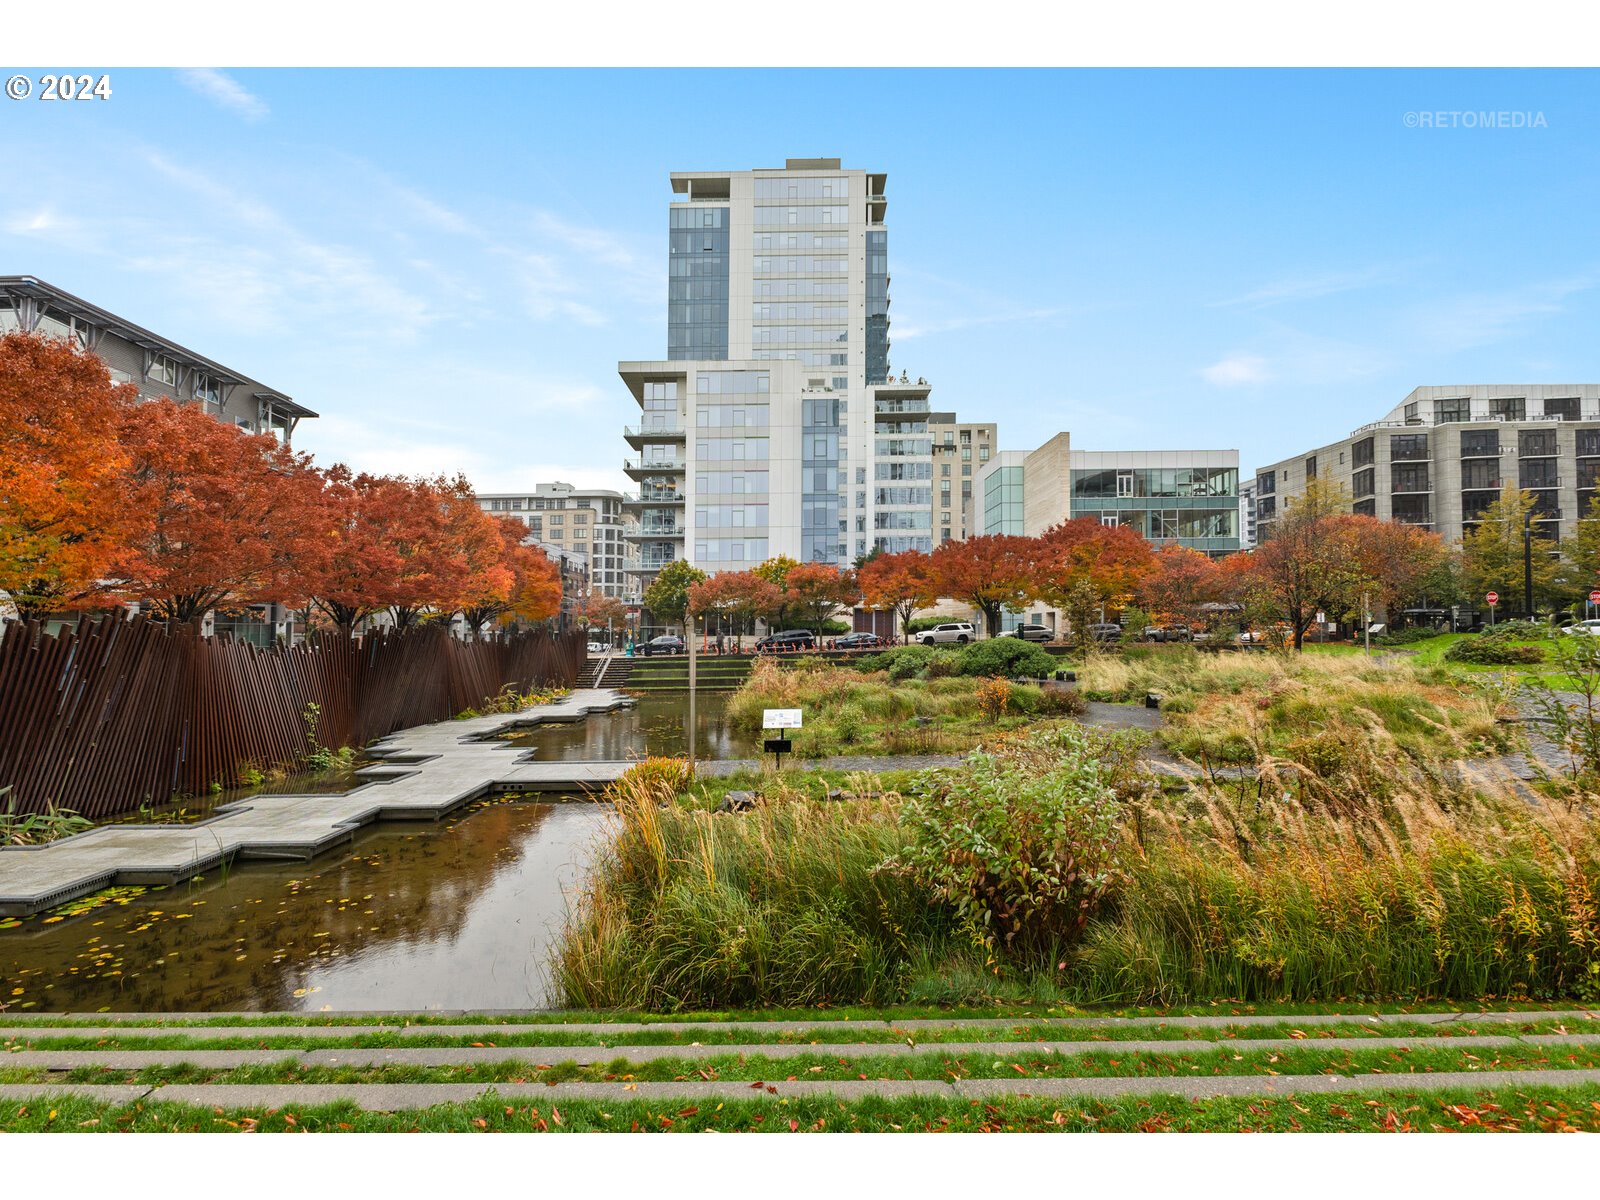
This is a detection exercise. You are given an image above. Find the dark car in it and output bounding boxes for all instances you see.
[755,629,817,653]
[639,635,685,656]
[835,632,884,650]
[1009,623,1054,643]
[1087,623,1124,643]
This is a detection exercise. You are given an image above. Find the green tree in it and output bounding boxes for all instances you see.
[1459,485,1559,617]
[1556,491,1600,610]
[642,560,707,631]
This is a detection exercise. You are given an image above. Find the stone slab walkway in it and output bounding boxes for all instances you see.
[0,690,636,916]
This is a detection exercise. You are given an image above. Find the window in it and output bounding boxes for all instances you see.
[1461,429,1499,458]
[1436,397,1470,423]
[1404,401,1420,423]
[1519,429,1557,458]
[979,446,990,463]
[1391,463,1430,493]
[1352,468,1375,498]
[1353,437,1375,468]
[1305,455,1317,479]
[1462,459,1501,490]
[1580,429,1600,458]
[147,354,179,386]
[1256,473,1276,496]
[1491,397,1526,421]
[941,464,950,477]
[195,375,222,406]
[1546,396,1581,421]
[1390,434,1429,461]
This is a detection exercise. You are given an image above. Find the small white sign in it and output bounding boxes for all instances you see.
[763,708,803,730]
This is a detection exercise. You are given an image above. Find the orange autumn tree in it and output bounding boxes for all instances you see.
[456,515,563,636]
[581,592,628,631]
[112,398,323,624]
[784,562,860,633]
[1137,543,1226,631]
[858,549,938,642]
[0,331,146,618]
[688,569,782,639]
[928,534,1039,637]
[301,468,412,635]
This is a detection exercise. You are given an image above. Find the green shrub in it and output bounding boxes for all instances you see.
[958,638,1059,679]
[1373,626,1444,646]
[885,724,1128,961]
[1444,637,1545,665]
[923,648,963,678]
[1482,619,1550,642]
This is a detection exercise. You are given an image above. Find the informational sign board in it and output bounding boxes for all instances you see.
[1486,592,1499,606]
[763,708,803,730]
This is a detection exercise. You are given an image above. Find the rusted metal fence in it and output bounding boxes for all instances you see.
[0,616,584,819]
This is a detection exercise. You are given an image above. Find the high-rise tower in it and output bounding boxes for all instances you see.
[622,158,937,595]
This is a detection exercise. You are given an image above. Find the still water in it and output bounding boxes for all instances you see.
[499,691,758,761]
[0,696,753,1013]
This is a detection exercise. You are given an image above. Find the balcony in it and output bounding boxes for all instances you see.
[624,458,686,480]
[624,424,687,448]
[1460,479,1504,492]
[1393,512,1434,527]
[626,524,686,540]
[623,493,685,509]
[1519,475,1562,490]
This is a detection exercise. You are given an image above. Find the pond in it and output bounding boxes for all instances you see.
[2,799,611,1012]
[2,694,769,1013]
[498,691,758,761]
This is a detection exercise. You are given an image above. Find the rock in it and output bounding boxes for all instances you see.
[716,790,757,813]
[1145,692,1161,710]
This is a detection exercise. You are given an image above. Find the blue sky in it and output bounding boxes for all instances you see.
[2,67,1595,491]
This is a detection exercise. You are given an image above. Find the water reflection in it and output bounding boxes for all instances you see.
[500,692,756,761]
[2,802,610,1012]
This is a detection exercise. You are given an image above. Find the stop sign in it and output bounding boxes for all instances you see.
[1590,591,1600,604]
[1486,592,1499,605]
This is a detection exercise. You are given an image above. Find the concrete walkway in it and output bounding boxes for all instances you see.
[0,690,636,917]
[3,1010,1599,1114]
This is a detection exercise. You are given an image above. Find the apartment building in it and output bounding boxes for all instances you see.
[620,157,937,592]
[929,419,997,542]
[476,483,638,601]
[0,276,315,440]
[1254,385,1600,545]
[971,434,1241,552]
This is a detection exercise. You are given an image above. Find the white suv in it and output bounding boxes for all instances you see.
[919,622,975,645]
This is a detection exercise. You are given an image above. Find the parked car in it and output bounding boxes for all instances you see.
[1560,619,1600,636]
[755,629,817,652]
[586,640,608,654]
[1144,625,1191,643]
[639,635,685,656]
[1009,622,1055,643]
[834,632,884,650]
[918,622,975,645]
[1087,623,1124,643]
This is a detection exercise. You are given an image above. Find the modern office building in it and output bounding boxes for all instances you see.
[475,483,639,601]
[620,157,938,591]
[0,276,315,440]
[1238,479,1258,548]
[1254,385,1600,545]
[970,434,1240,554]
[930,419,997,542]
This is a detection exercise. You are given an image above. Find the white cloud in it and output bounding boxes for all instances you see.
[1212,265,1399,309]
[893,307,1067,341]
[1200,354,1272,386]
[177,69,269,122]
[1406,274,1599,354]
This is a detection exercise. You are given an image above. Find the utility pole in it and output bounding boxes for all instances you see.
[687,608,697,769]
[1523,509,1536,621]
[1363,590,1371,656]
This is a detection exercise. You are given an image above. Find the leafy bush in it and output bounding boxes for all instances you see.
[959,638,1059,680]
[864,638,1058,681]
[1483,619,1551,642]
[1373,626,1444,646]
[1444,637,1545,665]
[975,676,1012,722]
[886,724,1127,961]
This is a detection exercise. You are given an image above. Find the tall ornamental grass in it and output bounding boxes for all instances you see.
[1074,766,1600,1005]
[555,762,947,1009]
